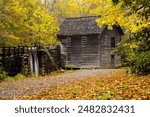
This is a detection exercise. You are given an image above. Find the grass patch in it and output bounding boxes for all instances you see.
[0,71,8,81]
[4,77,15,82]
[43,69,78,77]
[121,83,129,89]
[0,67,26,82]
[97,91,112,100]
[4,74,26,82]
[0,69,79,82]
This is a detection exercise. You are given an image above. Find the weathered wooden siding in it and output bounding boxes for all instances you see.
[58,27,122,68]
[59,35,100,68]
[81,35,99,68]
[70,36,82,67]
[99,27,121,68]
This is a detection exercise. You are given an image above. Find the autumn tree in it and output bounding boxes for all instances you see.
[115,0,150,75]
[89,0,150,74]
[0,0,58,46]
[51,0,97,23]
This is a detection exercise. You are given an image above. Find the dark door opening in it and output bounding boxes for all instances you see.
[111,55,115,68]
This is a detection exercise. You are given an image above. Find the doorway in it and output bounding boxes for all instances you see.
[111,55,115,68]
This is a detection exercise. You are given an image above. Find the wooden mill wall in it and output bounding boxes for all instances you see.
[58,27,122,68]
[58,35,100,68]
[99,27,121,68]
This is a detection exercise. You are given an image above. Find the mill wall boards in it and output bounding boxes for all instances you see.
[57,16,124,68]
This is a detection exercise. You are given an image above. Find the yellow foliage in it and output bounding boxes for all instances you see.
[0,0,59,46]
[130,43,139,49]
[87,0,150,33]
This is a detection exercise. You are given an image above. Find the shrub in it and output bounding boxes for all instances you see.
[115,27,150,75]
[0,71,8,81]
[0,67,8,81]
[14,74,25,80]
[0,67,26,81]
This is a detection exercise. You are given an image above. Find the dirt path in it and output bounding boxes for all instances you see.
[0,69,115,99]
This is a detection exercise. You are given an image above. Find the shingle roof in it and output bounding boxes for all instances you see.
[57,16,124,36]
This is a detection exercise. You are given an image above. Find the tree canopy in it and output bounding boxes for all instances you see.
[92,0,150,75]
[0,0,58,46]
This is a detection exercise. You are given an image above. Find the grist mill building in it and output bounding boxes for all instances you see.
[57,16,124,68]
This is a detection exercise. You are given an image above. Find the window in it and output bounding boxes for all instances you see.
[111,37,115,47]
[81,36,87,47]
[62,39,67,46]
[66,37,71,47]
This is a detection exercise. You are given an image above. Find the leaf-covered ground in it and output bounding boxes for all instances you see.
[16,69,150,100]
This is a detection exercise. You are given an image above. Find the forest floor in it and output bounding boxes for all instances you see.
[0,69,150,100]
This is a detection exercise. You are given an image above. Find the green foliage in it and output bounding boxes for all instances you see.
[111,0,150,75]
[0,66,25,81]
[4,74,25,82]
[131,51,150,75]
[4,77,15,82]
[97,91,112,100]
[116,26,150,75]
[0,68,8,81]
[122,83,129,89]
[13,74,25,80]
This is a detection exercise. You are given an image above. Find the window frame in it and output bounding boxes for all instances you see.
[66,37,71,47]
[102,35,108,46]
[111,37,116,47]
[81,36,87,47]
